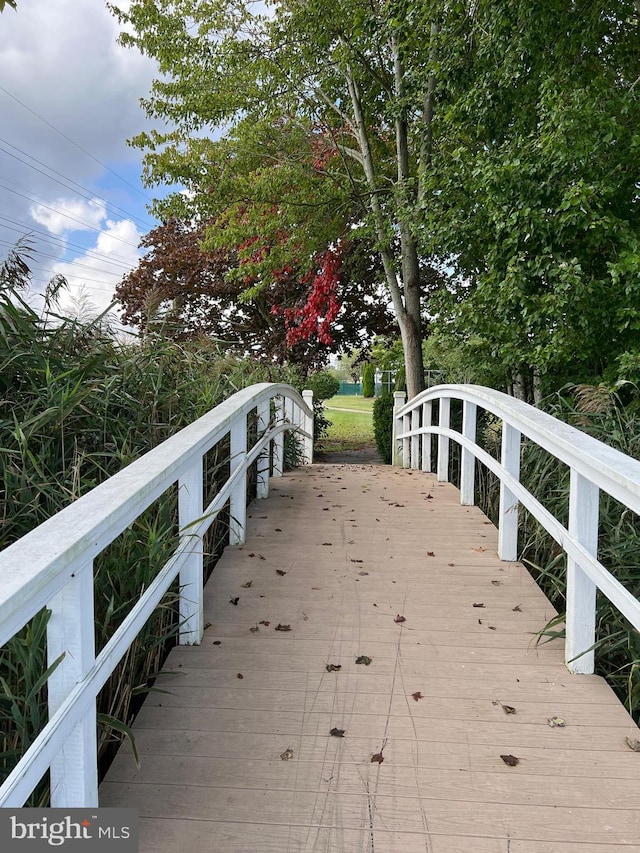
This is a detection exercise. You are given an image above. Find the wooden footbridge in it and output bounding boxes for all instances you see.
[1,384,640,851]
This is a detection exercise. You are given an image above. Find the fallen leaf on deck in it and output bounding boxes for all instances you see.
[259,620,271,626]
[276,569,287,576]
[241,581,253,588]
[330,728,345,737]
[275,623,292,631]
[280,748,294,761]
[358,571,369,576]
[473,547,487,553]
[473,602,485,608]
[212,640,222,645]
[488,625,497,630]
[512,604,522,612]
[501,704,517,715]
[500,754,519,766]
[370,753,384,764]
[249,626,259,633]
[394,614,406,624]
[350,559,363,563]
[356,655,372,665]
[478,619,483,624]
[248,553,255,558]
[625,736,640,752]
[230,597,239,606]
[548,716,566,728]
[204,622,212,630]
[491,580,502,586]
[322,542,333,546]
[348,540,355,544]
[322,507,329,511]
[303,612,308,621]
[258,554,266,560]
[426,494,433,499]
[426,551,435,557]
[237,673,244,679]
[275,528,282,532]
[326,664,342,672]
[448,563,455,567]
[411,692,423,701]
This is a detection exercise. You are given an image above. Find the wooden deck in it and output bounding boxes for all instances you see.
[100,462,640,852]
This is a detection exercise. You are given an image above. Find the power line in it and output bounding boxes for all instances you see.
[0,84,156,205]
[0,238,136,276]
[0,137,155,232]
[0,219,139,271]
[0,180,142,250]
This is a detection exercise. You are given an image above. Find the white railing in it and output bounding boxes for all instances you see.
[392,384,640,676]
[0,383,314,808]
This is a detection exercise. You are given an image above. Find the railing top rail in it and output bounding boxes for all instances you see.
[0,382,310,642]
[398,384,640,512]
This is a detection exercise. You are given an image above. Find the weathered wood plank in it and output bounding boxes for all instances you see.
[101,464,640,852]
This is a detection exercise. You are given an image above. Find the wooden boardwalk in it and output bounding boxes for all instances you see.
[101,462,640,852]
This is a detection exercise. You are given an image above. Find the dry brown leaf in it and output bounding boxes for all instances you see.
[473,602,485,608]
[280,747,294,761]
[394,614,406,624]
[249,626,259,633]
[330,727,345,737]
[500,754,519,766]
[241,581,253,588]
[426,551,435,557]
[355,655,372,665]
[259,620,270,626]
[512,604,522,612]
[229,597,239,606]
[276,569,287,576]
[275,623,292,632]
[501,704,517,715]
[411,691,423,701]
[326,664,342,672]
[236,673,244,679]
[625,736,640,752]
[548,716,566,728]
[370,753,384,764]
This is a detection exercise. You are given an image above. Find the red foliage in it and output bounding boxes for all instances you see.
[283,248,342,346]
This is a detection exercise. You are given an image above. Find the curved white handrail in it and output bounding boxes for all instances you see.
[393,384,640,677]
[0,382,313,808]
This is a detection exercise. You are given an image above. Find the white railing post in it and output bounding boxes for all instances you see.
[178,460,204,644]
[256,398,270,498]
[411,406,420,470]
[566,470,598,673]
[437,396,451,482]
[273,395,284,477]
[498,422,521,560]
[47,563,98,807]
[392,391,406,466]
[460,400,477,505]
[302,390,314,464]
[402,409,411,468]
[421,401,432,472]
[230,414,248,544]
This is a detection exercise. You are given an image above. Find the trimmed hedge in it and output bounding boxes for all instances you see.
[373,393,394,463]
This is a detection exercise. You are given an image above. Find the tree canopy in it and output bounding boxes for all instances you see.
[112,0,640,400]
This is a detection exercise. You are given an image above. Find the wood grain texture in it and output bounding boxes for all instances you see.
[101,464,640,852]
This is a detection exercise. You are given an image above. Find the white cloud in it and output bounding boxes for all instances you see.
[30,198,107,236]
[50,218,143,321]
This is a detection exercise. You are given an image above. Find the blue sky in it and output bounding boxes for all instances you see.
[0,0,172,320]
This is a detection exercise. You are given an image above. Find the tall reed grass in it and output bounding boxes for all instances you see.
[474,385,640,720]
[0,246,304,801]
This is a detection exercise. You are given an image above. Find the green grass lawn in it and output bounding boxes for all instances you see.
[320,396,375,452]
[323,394,374,413]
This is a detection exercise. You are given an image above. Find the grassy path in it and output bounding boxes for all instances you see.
[319,395,375,453]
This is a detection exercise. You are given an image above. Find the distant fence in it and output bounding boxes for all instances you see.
[338,381,361,395]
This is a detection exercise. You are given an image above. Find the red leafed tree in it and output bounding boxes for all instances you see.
[117,219,394,372]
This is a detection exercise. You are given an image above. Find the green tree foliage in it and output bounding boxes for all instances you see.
[424,0,640,398]
[362,363,375,398]
[306,370,339,401]
[109,0,446,398]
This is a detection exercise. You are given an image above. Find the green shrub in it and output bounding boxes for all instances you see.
[306,370,339,401]
[362,363,375,398]
[373,393,394,463]
[394,365,406,392]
